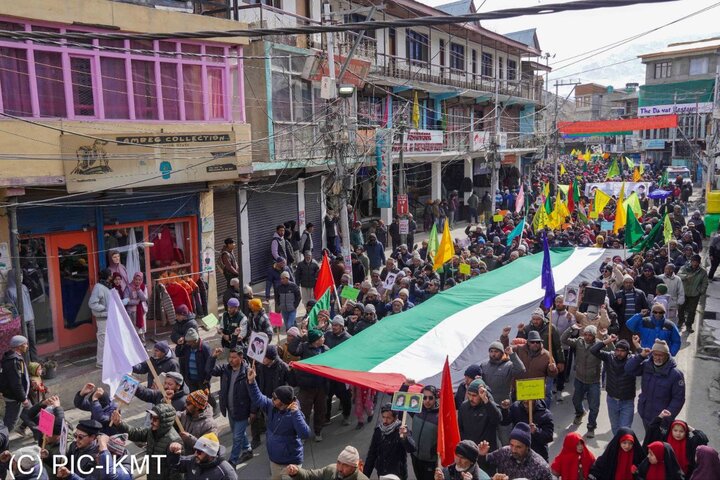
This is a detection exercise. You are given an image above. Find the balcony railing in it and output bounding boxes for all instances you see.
[372,53,540,102]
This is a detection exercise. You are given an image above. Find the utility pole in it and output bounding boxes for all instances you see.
[234,184,244,309]
[489,77,500,216]
[397,120,408,245]
[709,59,720,189]
[671,92,678,160]
[553,79,581,187]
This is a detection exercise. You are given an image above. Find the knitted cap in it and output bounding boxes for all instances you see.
[455,440,479,464]
[227,298,240,308]
[651,339,670,355]
[510,422,532,447]
[467,378,487,394]
[154,341,170,355]
[248,298,263,312]
[187,390,209,411]
[273,385,294,405]
[265,344,278,360]
[307,329,323,343]
[337,446,360,466]
[489,341,504,352]
[464,364,482,379]
[185,328,199,342]
[9,335,28,348]
[194,433,220,457]
[107,434,128,456]
[583,325,597,336]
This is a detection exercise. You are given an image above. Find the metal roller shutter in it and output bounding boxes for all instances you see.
[303,175,324,259]
[213,188,237,295]
[247,183,298,283]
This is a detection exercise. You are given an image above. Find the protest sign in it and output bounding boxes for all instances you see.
[391,391,423,413]
[247,332,269,363]
[341,286,360,301]
[384,272,397,290]
[59,421,68,456]
[600,221,614,232]
[269,312,284,327]
[202,313,219,329]
[399,219,409,235]
[515,378,547,401]
[459,263,471,275]
[115,374,140,405]
[492,214,504,222]
[38,409,55,437]
[564,285,579,307]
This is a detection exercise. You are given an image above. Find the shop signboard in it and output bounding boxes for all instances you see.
[393,130,444,154]
[62,132,242,193]
[638,102,713,117]
[397,194,409,216]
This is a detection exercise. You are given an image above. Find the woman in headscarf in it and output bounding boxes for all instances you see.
[588,427,643,480]
[125,272,149,344]
[643,415,708,477]
[551,431,596,480]
[363,403,416,480]
[635,441,685,480]
[690,445,720,480]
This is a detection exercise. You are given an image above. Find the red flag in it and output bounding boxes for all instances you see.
[314,253,335,300]
[437,356,461,467]
[567,179,575,213]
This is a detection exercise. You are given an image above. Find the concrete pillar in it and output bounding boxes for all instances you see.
[380,207,392,226]
[464,157,473,202]
[199,190,218,315]
[238,189,251,283]
[297,178,306,230]
[431,161,442,201]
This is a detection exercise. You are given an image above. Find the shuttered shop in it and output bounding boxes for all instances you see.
[303,175,324,258]
[247,183,298,282]
[213,188,237,295]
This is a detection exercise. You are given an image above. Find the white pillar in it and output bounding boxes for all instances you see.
[320,175,327,250]
[464,157,473,202]
[380,207,392,226]
[238,189,251,282]
[297,178,306,230]
[199,190,217,315]
[431,161,442,201]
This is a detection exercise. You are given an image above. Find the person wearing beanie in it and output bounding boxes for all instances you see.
[1,445,46,480]
[287,328,329,441]
[561,320,607,438]
[516,308,565,392]
[178,389,218,452]
[458,378,501,470]
[478,422,552,480]
[175,324,215,413]
[295,251,320,303]
[286,445,369,480]
[626,338,686,431]
[626,301,681,356]
[170,302,199,345]
[500,398,554,462]
[612,272,649,343]
[132,340,180,387]
[218,294,249,349]
[387,297,405,316]
[87,433,132,480]
[509,329,559,408]
[434,439,490,480]
[677,252,708,332]
[222,277,242,313]
[273,267,302,330]
[1,334,30,431]
[208,345,254,466]
[635,263,664,298]
[251,344,290,449]
[323,316,352,427]
[246,365,310,479]
[168,432,237,480]
[454,364,482,409]
[591,333,641,435]
[246,297,273,343]
[364,403,416,480]
[132,371,188,412]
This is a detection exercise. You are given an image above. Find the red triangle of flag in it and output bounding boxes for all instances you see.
[437,357,461,467]
[314,253,335,300]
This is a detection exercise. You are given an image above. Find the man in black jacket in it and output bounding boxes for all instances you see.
[294,251,319,304]
[289,329,329,441]
[590,334,639,435]
[134,372,189,412]
[457,379,502,473]
[635,264,664,299]
[250,345,289,449]
[176,329,216,413]
[1,335,30,430]
[324,317,352,427]
[208,346,253,466]
[133,341,180,387]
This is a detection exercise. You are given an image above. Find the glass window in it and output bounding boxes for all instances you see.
[182,64,203,120]
[205,46,225,62]
[160,63,181,120]
[99,39,125,51]
[100,57,129,119]
[689,57,708,75]
[19,238,53,344]
[34,51,66,117]
[132,60,159,119]
[181,43,202,59]
[70,56,95,116]
[449,43,464,72]
[481,52,493,77]
[130,40,154,56]
[291,77,313,122]
[0,47,32,116]
[471,49,477,75]
[271,71,291,122]
[654,62,671,79]
[498,56,504,80]
[207,67,225,119]
[507,59,517,81]
[159,41,178,57]
[406,30,429,64]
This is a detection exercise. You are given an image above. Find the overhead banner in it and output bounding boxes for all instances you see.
[393,129,444,154]
[558,114,678,135]
[638,103,713,117]
[584,182,651,197]
[376,129,393,209]
[62,132,243,193]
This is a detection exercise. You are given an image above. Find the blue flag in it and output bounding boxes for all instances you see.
[541,232,556,309]
[506,218,525,246]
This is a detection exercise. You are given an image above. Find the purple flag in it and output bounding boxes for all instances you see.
[541,232,556,309]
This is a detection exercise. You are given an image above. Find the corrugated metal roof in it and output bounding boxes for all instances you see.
[504,29,539,50]
[639,37,720,59]
[436,0,473,16]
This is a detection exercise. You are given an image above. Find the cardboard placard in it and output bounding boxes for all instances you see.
[115,374,140,405]
[564,285,579,307]
[515,378,546,401]
[459,263,471,275]
[600,221,614,232]
[38,409,55,437]
[399,219,409,235]
[391,391,423,413]
[202,313,219,329]
[341,286,360,301]
[493,214,504,222]
[59,421,68,456]
[269,312,284,328]
[247,332,269,363]
[384,272,398,290]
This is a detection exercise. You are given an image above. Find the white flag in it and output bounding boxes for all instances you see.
[102,289,149,397]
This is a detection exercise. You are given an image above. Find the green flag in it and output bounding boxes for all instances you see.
[426,222,439,261]
[625,205,643,248]
[659,170,668,187]
[630,214,666,253]
[606,159,620,179]
[306,288,331,330]
[544,194,552,214]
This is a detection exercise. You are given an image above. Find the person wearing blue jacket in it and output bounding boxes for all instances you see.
[246,365,310,480]
[626,303,681,356]
[364,234,386,271]
[625,339,685,431]
[73,384,119,435]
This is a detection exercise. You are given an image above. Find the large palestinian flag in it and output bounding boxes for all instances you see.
[293,247,614,393]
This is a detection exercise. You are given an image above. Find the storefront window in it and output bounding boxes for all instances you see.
[58,244,92,329]
[148,221,192,284]
[18,238,53,344]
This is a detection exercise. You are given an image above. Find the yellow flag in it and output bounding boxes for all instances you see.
[542,182,550,198]
[639,162,645,174]
[433,219,454,271]
[412,91,420,129]
[623,191,642,218]
[613,183,626,234]
[560,164,566,175]
[633,167,641,182]
[593,189,612,215]
[554,192,570,219]
[583,150,591,162]
[533,207,548,232]
[663,213,673,244]
[625,156,635,169]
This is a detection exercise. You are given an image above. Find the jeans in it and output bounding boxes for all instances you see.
[95,318,107,367]
[3,399,24,431]
[545,377,553,408]
[572,379,601,430]
[229,418,250,463]
[678,295,700,328]
[281,310,297,330]
[606,396,635,435]
[468,207,478,224]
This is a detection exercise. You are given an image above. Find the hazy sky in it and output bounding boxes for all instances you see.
[421,0,720,93]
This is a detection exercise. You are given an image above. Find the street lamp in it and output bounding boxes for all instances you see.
[338,84,355,98]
